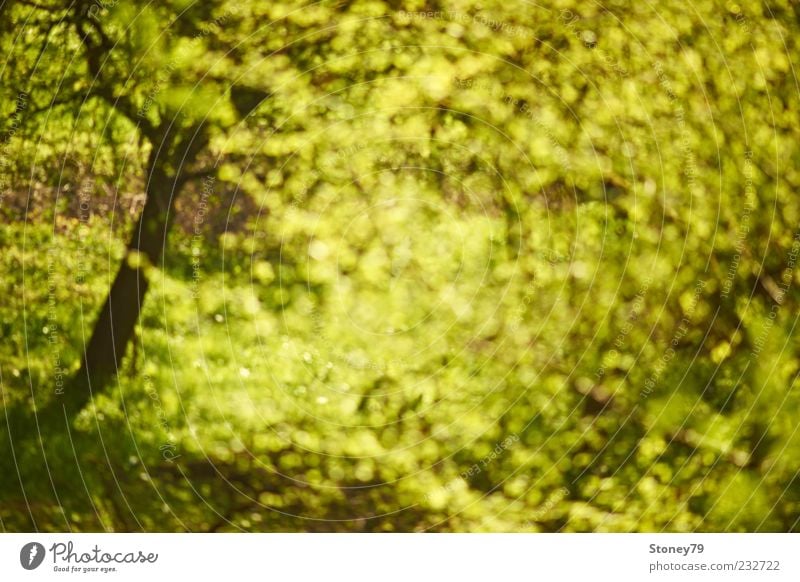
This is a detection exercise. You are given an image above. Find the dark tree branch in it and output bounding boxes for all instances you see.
[72,13,157,141]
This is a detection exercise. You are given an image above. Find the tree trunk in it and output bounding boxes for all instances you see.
[65,160,175,415]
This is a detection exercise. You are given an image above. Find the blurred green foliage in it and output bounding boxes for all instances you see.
[1,0,800,531]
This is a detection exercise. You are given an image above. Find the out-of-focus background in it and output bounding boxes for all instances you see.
[1,0,799,531]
